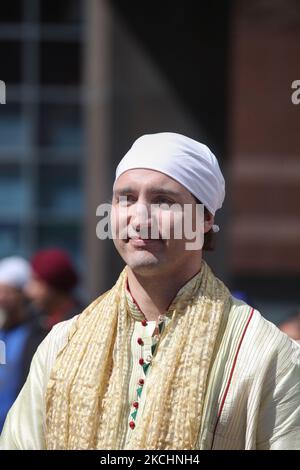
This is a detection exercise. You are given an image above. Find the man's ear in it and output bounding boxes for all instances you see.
[204,212,214,234]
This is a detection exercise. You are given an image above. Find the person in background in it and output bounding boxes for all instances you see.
[25,248,82,331]
[0,257,45,431]
[279,310,300,341]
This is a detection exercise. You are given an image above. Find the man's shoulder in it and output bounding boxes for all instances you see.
[49,315,79,342]
[230,296,300,372]
[231,295,284,339]
[34,316,79,375]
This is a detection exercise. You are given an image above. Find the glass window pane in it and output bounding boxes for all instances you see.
[40,41,81,85]
[0,104,28,151]
[38,164,82,216]
[0,2,22,23]
[39,104,83,149]
[40,0,82,24]
[0,225,21,257]
[0,166,29,216]
[0,41,21,84]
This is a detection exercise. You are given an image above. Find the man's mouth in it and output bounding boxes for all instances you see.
[130,236,162,240]
[128,236,164,247]
[120,227,165,245]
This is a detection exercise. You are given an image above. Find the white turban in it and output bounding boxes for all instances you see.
[0,256,31,289]
[115,133,225,229]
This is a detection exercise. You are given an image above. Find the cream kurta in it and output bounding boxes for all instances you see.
[1,296,300,450]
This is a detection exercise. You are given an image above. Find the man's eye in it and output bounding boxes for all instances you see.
[155,197,173,206]
[118,195,135,205]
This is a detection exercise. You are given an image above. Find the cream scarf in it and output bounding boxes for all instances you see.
[45,260,232,449]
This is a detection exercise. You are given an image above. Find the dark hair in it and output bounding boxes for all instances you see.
[193,197,215,252]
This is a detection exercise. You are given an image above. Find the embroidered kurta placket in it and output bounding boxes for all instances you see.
[125,285,171,441]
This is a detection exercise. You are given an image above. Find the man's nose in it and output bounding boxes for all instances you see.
[131,202,152,234]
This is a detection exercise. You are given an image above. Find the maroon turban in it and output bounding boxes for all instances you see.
[31,248,78,292]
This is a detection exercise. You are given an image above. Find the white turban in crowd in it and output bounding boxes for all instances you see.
[115,132,225,232]
[0,256,31,289]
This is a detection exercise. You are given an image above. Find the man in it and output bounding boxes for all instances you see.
[0,257,45,431]
[1,132,300,449]
[25,248,81,331]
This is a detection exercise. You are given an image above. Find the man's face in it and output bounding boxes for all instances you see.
[0,283,23,315]
[111,169,212,277]
[24,275,53,312]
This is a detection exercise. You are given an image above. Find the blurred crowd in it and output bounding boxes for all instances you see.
[0,249,84,431]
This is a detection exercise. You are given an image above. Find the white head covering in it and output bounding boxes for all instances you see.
[0,256,31,289]
[115,132,225,231]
